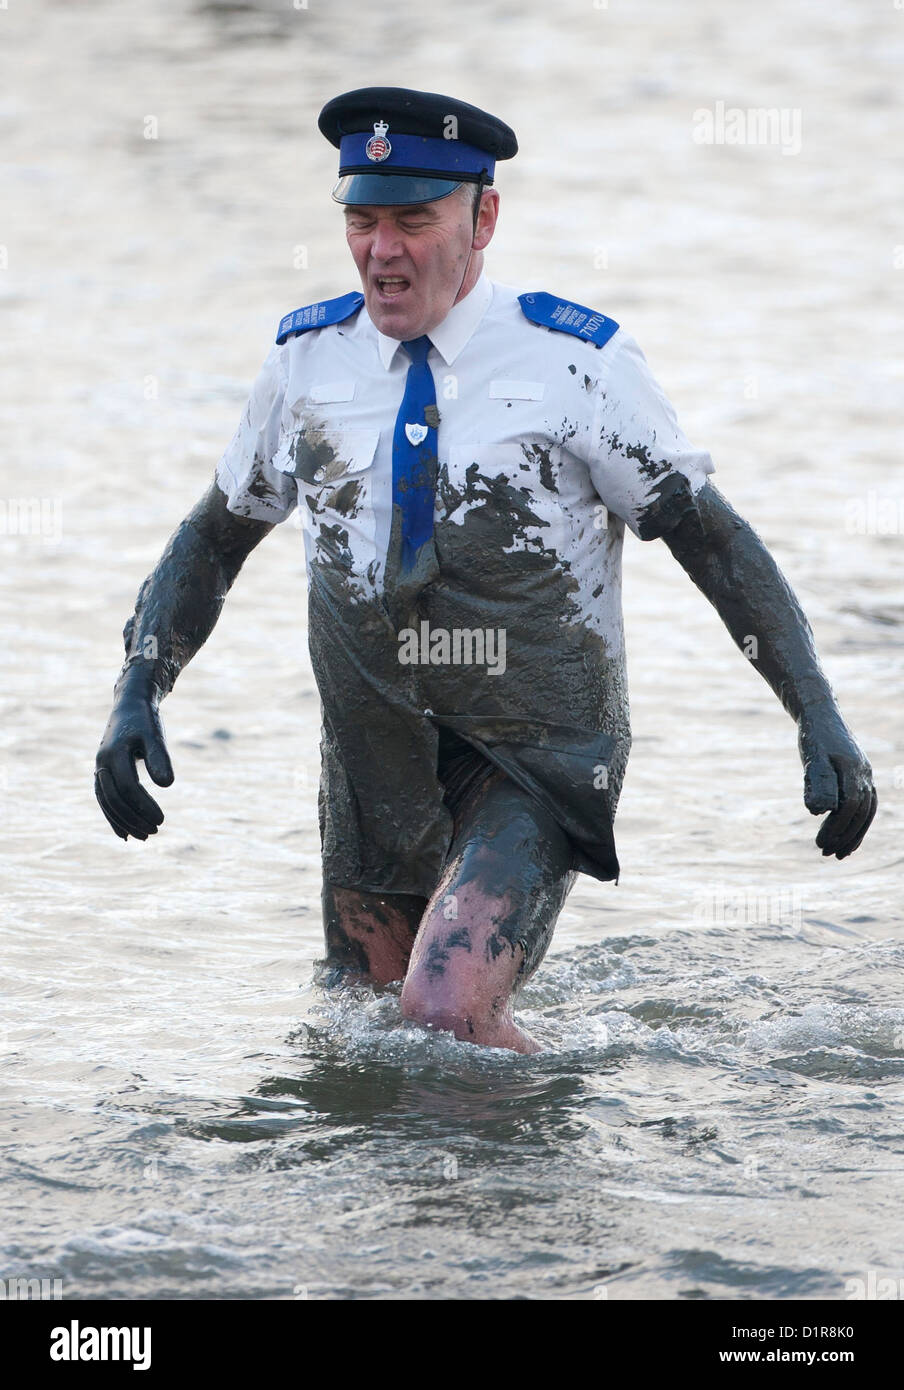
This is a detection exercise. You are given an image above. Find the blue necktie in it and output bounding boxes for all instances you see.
[392,336,438,572]
[384,335,440,623]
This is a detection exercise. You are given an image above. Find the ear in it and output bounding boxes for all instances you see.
[472,189,500,251]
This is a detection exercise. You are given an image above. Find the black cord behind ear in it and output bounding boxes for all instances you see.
[452,171,488,308]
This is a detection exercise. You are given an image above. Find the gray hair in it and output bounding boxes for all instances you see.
[457,181,490,216]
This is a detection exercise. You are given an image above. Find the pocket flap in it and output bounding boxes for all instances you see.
[273,427,379,484]
[307,381,357,405]
[489,380,546,401]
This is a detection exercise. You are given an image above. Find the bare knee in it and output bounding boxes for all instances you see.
[399,976,480,1042]
[400,971,540,1054]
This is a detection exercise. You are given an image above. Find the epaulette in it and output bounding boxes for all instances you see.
[275,290,365,345]
[518,292,619,349]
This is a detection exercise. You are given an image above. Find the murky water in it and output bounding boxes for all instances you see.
[2,0,902,1299]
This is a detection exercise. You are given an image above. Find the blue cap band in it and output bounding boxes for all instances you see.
[338,130,495,181]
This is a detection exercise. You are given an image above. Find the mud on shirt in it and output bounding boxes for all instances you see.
[215,273,715,894]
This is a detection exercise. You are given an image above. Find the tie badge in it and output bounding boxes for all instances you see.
[365,120,391,162]
[405,423,428,445]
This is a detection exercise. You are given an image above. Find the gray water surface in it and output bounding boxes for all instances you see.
[2,0,902,1300]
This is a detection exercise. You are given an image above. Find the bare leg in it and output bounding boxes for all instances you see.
[317,883,427,987]
[400,770,577,1054]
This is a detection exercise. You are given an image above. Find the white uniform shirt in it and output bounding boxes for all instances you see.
[214,271,716,895]
[216,270,715,659]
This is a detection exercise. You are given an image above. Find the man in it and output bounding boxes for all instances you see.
[95,87,877,1055]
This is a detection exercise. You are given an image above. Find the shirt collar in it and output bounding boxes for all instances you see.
[374,270,492,370]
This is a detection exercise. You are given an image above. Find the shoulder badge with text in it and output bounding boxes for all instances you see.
[518,292,619,349]
[276,291,365,345]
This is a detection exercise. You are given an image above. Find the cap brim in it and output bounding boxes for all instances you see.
[331,173,464,205]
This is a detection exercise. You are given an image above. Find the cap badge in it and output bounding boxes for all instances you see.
[365,119,391,162]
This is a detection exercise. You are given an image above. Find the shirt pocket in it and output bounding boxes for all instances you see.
[274,426,380,558]
[446,441,534,488]
[444,441,561,521]
[441,442,569,582]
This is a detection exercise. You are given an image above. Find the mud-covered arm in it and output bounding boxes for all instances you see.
[118,480,274,703]
[95,481,274,840]
[654,477,876,859]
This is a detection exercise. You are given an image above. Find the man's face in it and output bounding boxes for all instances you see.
[343,186,498,340]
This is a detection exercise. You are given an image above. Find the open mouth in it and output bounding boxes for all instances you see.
[375,276,410,299]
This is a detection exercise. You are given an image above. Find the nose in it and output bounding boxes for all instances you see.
[369,219,405,264]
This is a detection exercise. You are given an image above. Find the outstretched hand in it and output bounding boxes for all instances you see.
[95,687,174,840]
[798,707,876,859]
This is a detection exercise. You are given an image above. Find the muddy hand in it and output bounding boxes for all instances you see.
[95,686,174,840]
[798,707,876,859]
